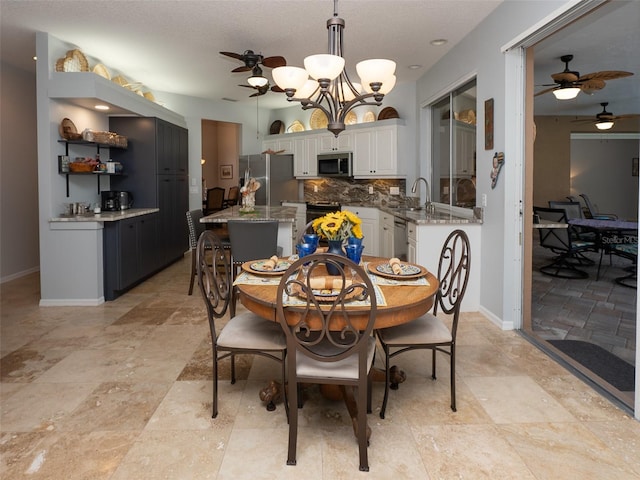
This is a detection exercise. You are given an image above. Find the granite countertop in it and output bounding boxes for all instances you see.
[339,202,482,225]
[201,205,297,223]
[49,208,160,223]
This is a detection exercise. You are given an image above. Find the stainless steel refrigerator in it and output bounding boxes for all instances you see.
[238,154,298,206]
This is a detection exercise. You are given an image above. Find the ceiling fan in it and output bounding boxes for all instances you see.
[220,50,287,72]
[535,54,633,98]
[571,102,640,130]
[221,49,287,94]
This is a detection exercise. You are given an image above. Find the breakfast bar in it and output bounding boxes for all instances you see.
[201,205,298,256]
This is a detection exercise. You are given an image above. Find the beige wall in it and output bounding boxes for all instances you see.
[533,115,637,207]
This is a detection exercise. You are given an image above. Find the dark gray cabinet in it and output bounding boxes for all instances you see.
[109,117,188,270]
[104,213,159,300]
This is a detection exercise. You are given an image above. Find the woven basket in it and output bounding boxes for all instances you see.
[69,162,95,173]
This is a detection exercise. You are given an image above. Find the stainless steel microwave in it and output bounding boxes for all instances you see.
[317,152,353,177]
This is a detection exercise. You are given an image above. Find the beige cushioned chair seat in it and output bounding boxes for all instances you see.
[296,337,376,380]
[377,313,452,345]
[217,313,286,350]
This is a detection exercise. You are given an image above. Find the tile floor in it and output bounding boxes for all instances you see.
[2,255,640,479]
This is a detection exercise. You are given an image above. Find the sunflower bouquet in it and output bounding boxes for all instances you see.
[312,210,363,241]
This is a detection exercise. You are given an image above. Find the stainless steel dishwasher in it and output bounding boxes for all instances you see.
[393,217,408,261]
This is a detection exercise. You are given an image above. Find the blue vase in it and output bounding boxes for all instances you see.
[326,240,346,275]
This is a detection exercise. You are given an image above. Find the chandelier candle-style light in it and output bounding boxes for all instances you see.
[272,0,396,136]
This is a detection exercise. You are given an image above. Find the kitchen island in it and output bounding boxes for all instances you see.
[201,205,297,256]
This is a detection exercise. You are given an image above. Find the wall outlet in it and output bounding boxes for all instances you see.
[390,186,399,195]
[191,177,197,186]
[189,186,198,194]
[481,194,487,207]
[313,185,318,193]
[369,186,374,194]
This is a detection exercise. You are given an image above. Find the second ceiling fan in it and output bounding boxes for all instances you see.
[571,102,640,130]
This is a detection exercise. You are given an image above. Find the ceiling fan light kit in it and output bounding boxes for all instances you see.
[552,85,581,100]
[220,49,287,97]
[272,0,396,136]
[595,120,614,130]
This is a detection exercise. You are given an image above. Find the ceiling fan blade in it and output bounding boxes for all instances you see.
[232,66,251,73]
[238,84,256,89]
[579,70,634,82]
[534,86,557,97]
[262,56,287,68]
[271,85,285,93]
[220,51,244,60]
[579,79,606,93]
[615,114,640,120]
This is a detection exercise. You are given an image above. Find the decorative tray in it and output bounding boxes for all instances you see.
[367,260,427,280]
[242,259,291,276]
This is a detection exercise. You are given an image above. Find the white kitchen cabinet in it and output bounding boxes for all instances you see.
[407,222,417,264]
[352,123,402,177]
[282,202,307,247]
[342,206,379,256]
[263,137,295,155]
[293,135,318,177]
[454,123,476,176]
[317,131,353,153]
[379,211,395,258]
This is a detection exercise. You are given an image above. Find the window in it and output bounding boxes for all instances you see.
[430,79,477,209]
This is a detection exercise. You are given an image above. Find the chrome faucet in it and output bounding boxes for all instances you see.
[411,177,432,211]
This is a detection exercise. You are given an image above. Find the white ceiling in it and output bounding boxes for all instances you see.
[1,0,637,119]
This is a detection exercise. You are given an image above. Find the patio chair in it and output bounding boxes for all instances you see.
[533,206,597,279]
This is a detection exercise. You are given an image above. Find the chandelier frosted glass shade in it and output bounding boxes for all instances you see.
[552,86,580,100]
[363,74,396,94]
[272,66,309,92]
[356,59,396,89]
[304,54,345,81]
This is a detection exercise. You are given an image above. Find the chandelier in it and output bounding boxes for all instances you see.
[272,0,396,136]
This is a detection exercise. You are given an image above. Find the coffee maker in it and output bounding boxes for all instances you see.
[101,191,120,211]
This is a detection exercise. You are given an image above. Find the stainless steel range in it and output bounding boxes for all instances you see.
[305,201,342,241]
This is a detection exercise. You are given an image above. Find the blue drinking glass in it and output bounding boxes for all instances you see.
[296,243,315,259]
[302,234,319,251]
[347,236,364,247]
[345,244,364,266]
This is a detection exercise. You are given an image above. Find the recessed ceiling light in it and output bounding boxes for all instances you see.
[95,105,110,111]
[408,64,423,70]
[430,39,448,46]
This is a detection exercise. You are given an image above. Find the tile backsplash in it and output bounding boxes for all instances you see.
[304,178,409,206]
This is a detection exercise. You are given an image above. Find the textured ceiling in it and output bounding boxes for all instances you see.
[1,0,637,119]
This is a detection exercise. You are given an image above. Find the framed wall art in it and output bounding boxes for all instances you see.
[220,164,233,179]
[484,98,494,150]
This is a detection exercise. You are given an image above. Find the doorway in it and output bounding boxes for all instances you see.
[201,119,241,203]
[519,2,638,412]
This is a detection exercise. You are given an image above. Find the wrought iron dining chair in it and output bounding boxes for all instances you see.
[533,206,597,279]
[186,209,230,295]
[611,240,637,288]
[227,220,280,316]
[205,187,225,214]
[276,253,377,472]
[223,186,239,207]
[376,229,470,418]
[196,230,287,418]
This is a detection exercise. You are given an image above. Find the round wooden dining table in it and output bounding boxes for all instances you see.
[236,255,439,328]
[235,255,439,435]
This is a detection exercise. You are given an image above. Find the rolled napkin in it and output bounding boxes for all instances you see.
[309,276,353,290]
[262,255,280,270]
[389,257,403,275]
